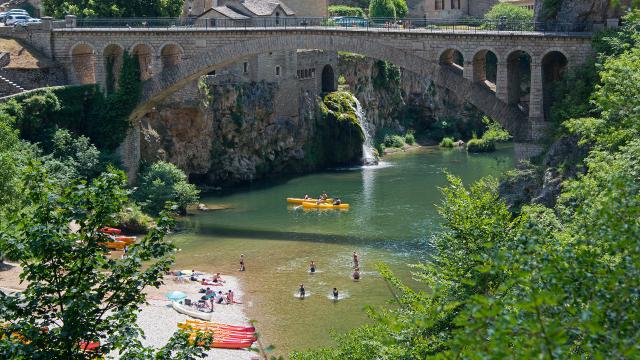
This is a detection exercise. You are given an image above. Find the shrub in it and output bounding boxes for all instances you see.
[135,161,200,216]
[369,0,396,19]
[439,137,454,148]
[481,117,511,143]
[466,138,496,153]
[383,134,405,148]
[115,203,155,234]
[46,128,101,180]
[405,131,416,145]
[482,3,534,30]
[328,5,365,17]
[393,0,408,18]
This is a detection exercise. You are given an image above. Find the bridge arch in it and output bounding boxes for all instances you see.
[506,49,532,114]
[159,42,184,70]
[472,48,500,91]
[541,50,569,120]
[70,42,96,85]
[133,34,530,140]
[103,43,125,93]
[131,43,154,80]
[438,47,465,75]
[321,64,336,92]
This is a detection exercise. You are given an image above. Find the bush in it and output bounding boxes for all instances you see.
[393,0,408,18]
[369,0,395,19]
[135,161,200,216]
[405,131,416,145]
[466,138,496,153]
[328,5,365,17]
[383,134,405,148]
[46,128,101,180]
[482,3,534,30]
[115,203,155,234]
[481,116,511,143]
[439,137,454,148]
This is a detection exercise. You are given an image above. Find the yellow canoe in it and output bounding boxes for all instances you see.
[301,202,349,209]
[287,197,333,204]
[114,236,136,245]
[100,241,126,250]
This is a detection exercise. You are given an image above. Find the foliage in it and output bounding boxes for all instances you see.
[135,161,200,216]
[46,128,101,179]
[382,134,404,148]
[466,137,495,153]
[439,137,454,148]
[548,61,598,125]
[42,0,184,18]
[368,0,395,19]
[404,130,415,145]
[328,5,365,17]
[482,3,534,30]
[539,0,562,20]
[392,0,407,18]
[372,60,400,89]
[480,116,511,143]
[0,168,211,358]
[115,203,155,234]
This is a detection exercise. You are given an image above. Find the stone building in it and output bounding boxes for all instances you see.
[425,0,498,19]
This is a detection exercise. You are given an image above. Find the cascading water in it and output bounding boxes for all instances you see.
[349,94,378,166]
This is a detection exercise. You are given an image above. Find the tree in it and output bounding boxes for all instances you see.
[482,3,534,30]
[135,161,200,216]
[392,0,407,18]
[46,129,101,180]
[42,0,185,18]
[0,168,211,358]
[368,0,395,19]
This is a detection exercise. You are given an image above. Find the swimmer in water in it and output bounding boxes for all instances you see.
[309,261,316,273]
[239,254,245,272]
[299,284,306,298]
[352,267,360,280]
[352,251,359,268]
[332,287,339,299]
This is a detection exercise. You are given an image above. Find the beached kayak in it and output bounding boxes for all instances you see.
[171,301,214,321]
[99,227,121,234]
[301,202,350,209]
[100,241,126,250]
[114,236,136,245]
[183,320,255,332]
[287,197,333,204]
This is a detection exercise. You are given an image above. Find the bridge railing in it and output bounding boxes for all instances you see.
[71,17,593,34]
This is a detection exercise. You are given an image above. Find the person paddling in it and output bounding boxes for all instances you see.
[309,261,316,273]
[333,198,342,205]
[299,284,306,298]
[332,287,339,299]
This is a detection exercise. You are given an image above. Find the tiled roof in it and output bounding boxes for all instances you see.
[210,6,251,19]
[240,0,295,16]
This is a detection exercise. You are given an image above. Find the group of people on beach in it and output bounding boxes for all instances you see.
[201,287,235,305]
[298,251,361,300]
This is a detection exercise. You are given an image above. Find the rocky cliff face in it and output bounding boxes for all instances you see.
[534,0,630,24]
[139,80,364,186]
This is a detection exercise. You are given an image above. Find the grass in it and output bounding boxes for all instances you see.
[439,137,454,148]
[0,37,54,69]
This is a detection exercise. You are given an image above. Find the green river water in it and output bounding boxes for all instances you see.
[169,145,514,355]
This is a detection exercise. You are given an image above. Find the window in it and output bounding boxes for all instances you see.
[451,0,460,9]
[275,66,281,76]
[435,0,444,10]
[243,62,248,74]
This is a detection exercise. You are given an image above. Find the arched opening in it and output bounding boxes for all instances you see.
[472,49,498,91]
[161,44,183,70]
[321,64,335,92]
[506,50,531,114]
[103,44,124,93]
[132,44,153,81]
[439,48,464,75]
[71,44,96,84]
[542,51,568,121]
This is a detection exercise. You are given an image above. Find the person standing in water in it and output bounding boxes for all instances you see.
[239,254,245,272]
[309,261,316,273]
[352,267,360,280]
[332,287,339,299]
[299,284,306,298]
[352,251,359,268]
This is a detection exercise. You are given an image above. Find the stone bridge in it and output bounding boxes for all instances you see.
[14,21,593,159]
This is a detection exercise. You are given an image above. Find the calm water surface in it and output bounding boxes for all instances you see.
[170,145,514,355]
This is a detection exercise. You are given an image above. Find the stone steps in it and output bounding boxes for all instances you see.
[0,74,26,96]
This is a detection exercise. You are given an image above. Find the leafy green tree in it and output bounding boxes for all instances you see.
[43,0,185,18]
[368,0,395,19]
[47,128,101,179]
[484,3,534,22]
[392,0,407,18]
[328,5,365,17]
[135,161,200,216]
[0,168,211,358]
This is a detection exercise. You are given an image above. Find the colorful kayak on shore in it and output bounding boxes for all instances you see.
[171,301,214,321]
[301,202,350,209]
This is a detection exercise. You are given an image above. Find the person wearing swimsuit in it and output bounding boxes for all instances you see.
[299,284,306,298]
[352,251,359,268]
[332,288,339,299]
[309,261,316,273]
[239,254,245,271]
[352,267,360,280]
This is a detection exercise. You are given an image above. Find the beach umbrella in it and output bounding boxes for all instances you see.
[166,291,187,302]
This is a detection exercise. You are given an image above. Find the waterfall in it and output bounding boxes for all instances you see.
[350,95,378,166]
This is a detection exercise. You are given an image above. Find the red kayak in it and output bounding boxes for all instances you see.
[211,339,254,349]
[78,340,100,352]
[100,227,122,235]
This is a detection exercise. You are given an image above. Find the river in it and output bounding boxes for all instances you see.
[169,145,514,356]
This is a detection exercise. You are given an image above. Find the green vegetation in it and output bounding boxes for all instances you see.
[467,117,511,153]
[383,134,405,148]
[392,0,407,18]
[43,0,184,18]
[482,3,534,30]
[439,137,454,148]
[328,5,365,17]
[292,10,640,359]
[307,91,365,166]
[466,136,495,153]
[372,60,400,89]
[135,161,200,216]
[368,0,395,19]
[404,130,415,145]
[115,203,156,234]
[0,169,211,357]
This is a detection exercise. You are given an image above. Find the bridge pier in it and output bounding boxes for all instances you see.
[117,121,142,184]
[495,60,508,103]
